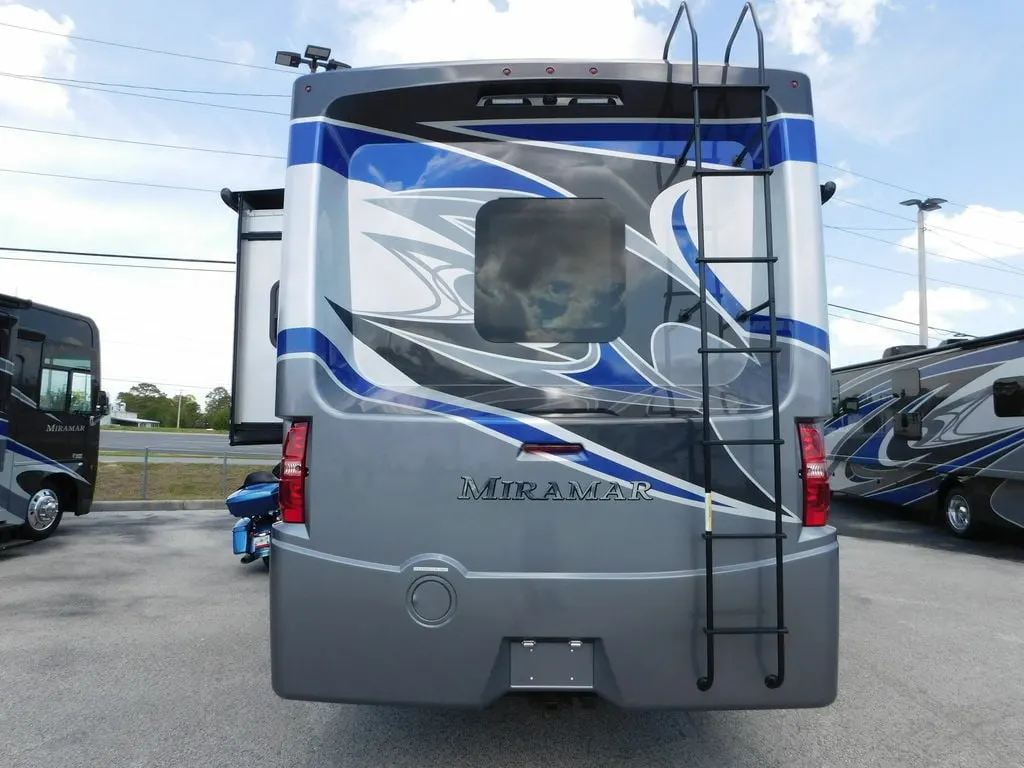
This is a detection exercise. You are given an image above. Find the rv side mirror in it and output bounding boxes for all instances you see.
[820,181,836,205]
[97,389,110,416]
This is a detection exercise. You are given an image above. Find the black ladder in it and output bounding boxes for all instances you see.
[663,1,788,693]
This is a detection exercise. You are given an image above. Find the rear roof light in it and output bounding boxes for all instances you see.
[521,442,584,455]
[797,420,829,527]
[279,420,309,524]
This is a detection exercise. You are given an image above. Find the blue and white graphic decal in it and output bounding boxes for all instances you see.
[828,340,1024,511]
[279,113,832,521]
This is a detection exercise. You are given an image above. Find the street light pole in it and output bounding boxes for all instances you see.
[176,391,182,430]
[899,196,946,346]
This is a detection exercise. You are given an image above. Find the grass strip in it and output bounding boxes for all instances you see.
[95,462,271,501]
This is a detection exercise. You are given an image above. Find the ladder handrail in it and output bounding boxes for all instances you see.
[723,2,766,76]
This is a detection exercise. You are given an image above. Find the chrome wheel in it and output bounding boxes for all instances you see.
[26,488,61,532]
[945,491,971,535]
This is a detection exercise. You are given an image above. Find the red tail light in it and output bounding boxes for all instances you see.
[797,420,830,527]
[279,420,309,524]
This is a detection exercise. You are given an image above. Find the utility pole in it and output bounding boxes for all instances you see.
[899,196,946,346]
[176,391,183,429]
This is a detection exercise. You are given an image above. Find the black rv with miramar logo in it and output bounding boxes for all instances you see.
[0,293,109,542]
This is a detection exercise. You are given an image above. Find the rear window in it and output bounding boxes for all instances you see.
[473,197,626,343]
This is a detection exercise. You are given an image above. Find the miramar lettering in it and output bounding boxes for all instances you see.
[45,424,86,433]
[458,476,654,502]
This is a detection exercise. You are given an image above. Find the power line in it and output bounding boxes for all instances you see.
[0,243,999,333]
[832,226,908,232]
[1,15,1017,235]
[0,20,292,75]
[827,303,973,337]
[827,312,945,344]
[1,71,289,98]
[820,162,1023,224]
[0,253,233,273]
[103,376,229,391]
[0,246,233,265]
[830,197,1024,253]
[0,166,220,193]
[826,254,1024,300]
[826,225,1024,277]
[0,124,286,160]
[0,72,289,117]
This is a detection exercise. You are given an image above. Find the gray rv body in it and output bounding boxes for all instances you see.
[226,53,839,709]
[827,330,1024,537]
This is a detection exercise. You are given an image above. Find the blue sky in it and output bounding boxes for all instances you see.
[1,0,1023,404]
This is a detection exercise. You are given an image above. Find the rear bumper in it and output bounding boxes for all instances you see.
[269,534,840,710]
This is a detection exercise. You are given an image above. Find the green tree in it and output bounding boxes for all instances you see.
[204,386,232,431]
[118,383,176,425]
[175,393,202,428]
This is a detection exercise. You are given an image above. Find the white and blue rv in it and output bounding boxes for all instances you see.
[827,330,1024,539]
[224,2,840,711]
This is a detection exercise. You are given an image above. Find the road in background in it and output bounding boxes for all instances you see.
[1,500,1022,767]
[100,429,275,456]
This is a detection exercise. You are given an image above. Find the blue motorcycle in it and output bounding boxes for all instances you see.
[226,465,280,571]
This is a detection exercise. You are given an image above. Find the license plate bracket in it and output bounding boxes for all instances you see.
[509,640,594,690]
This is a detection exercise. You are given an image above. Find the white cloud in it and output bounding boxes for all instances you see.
[757,0,944,146]
[884,286,989,328]
[0,5,286,399]
[0,2,76,119]
[335,0,669,65]
[210,35,257,69]
[830,286,988,367]
[897,205,1024,263]
[830,160,858,194]
[763,0,890,64]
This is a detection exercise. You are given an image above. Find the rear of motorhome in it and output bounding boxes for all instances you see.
[225,3,839,710]
[827,330,1024,538]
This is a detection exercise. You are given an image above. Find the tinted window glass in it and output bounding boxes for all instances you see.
[20,306,94,372]
[40,367,70,411]
[0,313,12,409]
[70,371,92,412]
[474,198,626,343]
[14,333,42,402]
[993,377,1024,417]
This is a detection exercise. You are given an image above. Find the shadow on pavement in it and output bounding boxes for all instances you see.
[830,495,1024,563]
[306,696,784,768]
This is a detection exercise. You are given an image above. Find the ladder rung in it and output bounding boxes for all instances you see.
[693,168,772,177]
[703,438,784,447]
[692,82,769,92]
[697,257,777,264]
[698,346,780,354]
[704,626,788,637]
[703,532,786,541]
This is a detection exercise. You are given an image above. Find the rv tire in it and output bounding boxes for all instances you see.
[941,484,976,539]
[19,484,64,542]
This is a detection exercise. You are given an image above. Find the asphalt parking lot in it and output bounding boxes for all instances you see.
[2,501,1023,768]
